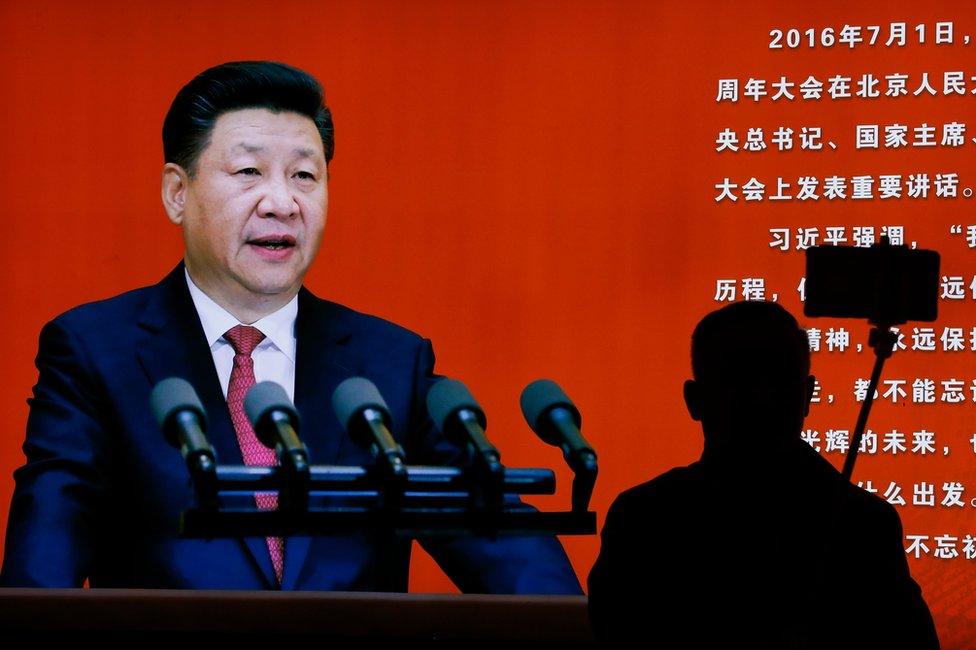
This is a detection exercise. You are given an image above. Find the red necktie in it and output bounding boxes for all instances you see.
[224,324,285,586]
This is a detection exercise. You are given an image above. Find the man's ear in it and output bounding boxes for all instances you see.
[684,379,702,422]
[803,374,816,417]
[161,163,190,225]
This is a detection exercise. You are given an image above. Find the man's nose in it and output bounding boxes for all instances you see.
[256,174,298,219]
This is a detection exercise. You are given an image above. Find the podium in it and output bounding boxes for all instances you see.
[0,588,594,643]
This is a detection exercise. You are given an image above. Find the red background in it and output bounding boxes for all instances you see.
[1,0,973,644]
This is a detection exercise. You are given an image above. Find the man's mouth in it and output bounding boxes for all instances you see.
[248,235,297,251]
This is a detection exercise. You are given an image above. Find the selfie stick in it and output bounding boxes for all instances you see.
[841,324,898,482]
[839,235,930,481]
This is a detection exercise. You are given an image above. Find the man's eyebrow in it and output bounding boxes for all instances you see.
[230,143,320,160]
[232,142,264,153]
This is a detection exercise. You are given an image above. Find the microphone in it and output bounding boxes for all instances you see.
[331,377,406,478]
[426,378,502,476]
[520,379,597,474]
[244,381,309,475]
[150,377,216,476]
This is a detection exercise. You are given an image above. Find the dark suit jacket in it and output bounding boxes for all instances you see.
[588,439,939,648]
[1,264,581,593]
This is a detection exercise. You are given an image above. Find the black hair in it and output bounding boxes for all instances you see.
[691,300,811,383]
[162,61,334,175]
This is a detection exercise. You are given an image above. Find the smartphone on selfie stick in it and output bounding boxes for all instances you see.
[804,238,940,481]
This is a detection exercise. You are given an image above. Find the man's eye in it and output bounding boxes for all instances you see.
[294,171,316,181]
[236,168,260,176]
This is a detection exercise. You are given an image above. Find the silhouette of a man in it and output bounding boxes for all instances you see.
[588,301,938,648]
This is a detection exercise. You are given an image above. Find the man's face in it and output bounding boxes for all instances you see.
[171,108,327,312]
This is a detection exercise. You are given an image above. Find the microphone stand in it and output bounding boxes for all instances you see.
[179,464,596,539]
[570,451,598,514]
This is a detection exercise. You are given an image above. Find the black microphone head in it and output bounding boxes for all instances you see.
[150,377,207,448]
[520,379,582,437]
[332,377,392,432]
[426,379,487,438]
[244,381,300,448]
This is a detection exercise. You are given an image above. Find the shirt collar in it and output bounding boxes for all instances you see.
[184,268,298,363]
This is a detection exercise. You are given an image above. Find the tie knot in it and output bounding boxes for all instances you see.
[224,325,266,357]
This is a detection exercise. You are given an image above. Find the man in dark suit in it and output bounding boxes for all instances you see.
[588,301,938,647]
[0,61,581,593]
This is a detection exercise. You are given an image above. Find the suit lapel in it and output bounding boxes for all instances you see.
[293,287,357,464]
[135,270,361,590]
[135,264,245,464]
[282,288,357,589]
[135,263,276,589]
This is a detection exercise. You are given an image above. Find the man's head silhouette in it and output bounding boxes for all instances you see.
[683,301,815,457]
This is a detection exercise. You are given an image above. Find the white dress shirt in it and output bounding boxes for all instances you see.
[184,269,298,401]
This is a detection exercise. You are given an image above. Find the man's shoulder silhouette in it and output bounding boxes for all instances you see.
[588,301,939,648]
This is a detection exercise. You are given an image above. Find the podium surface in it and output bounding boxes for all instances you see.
[0,588,594,642]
